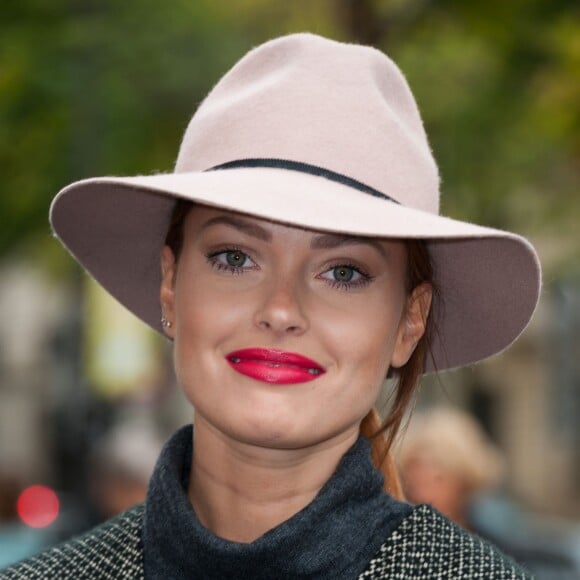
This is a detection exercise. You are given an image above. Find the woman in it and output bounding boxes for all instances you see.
[1,33,540,579]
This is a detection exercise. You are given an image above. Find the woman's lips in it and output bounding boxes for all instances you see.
[226,348,325,384]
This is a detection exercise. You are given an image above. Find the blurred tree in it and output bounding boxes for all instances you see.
[1,0,238,257]
[397,1,580,237]
[1,0,578,270]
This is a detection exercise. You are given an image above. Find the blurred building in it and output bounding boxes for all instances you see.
[0,260,189,553]
[417,256,580,518]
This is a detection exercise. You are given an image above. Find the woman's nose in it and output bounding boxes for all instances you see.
[253,278,309,336]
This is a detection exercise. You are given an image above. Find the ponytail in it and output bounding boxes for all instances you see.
[360,408,404,499]
[361,239,437,500]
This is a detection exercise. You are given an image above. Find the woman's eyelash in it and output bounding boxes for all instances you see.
[205,247,255,274]
[321,263,374,291]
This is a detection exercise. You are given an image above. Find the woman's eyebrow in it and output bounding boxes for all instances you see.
[200,216,272,241]
[199,218,387,259]
[311,234,388,259]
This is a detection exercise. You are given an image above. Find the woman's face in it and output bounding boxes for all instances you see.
[160,206,430,450]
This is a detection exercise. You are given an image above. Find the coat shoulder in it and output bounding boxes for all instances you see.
[358,504,534,579]
[0,504,145,580]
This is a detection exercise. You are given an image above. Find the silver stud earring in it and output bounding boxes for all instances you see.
[161,316,172,329]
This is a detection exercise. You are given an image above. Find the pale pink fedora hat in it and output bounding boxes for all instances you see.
[50,33,541,372]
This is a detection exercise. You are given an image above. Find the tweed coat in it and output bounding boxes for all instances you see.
[0,503,532,579]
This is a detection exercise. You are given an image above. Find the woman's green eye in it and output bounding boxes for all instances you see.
[333,266,354,282]
[318,264,371,290]
[226,251,247,267]
[207,248,257,273]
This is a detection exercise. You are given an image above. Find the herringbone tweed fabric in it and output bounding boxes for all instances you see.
[0,504,532,579]
[0,505,145,580]
[359,505,532,579]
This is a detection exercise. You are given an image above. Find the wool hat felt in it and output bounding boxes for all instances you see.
[50,33,541,372]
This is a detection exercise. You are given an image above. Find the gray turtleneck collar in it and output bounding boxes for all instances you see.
[143,425,411,579]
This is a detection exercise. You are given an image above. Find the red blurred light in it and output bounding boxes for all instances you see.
[17,485,60,528]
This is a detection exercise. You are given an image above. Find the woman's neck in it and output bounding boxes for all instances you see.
[187,417,359,543]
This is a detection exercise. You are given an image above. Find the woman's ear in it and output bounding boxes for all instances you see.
[390,282,433,369]
[160,246,177,338]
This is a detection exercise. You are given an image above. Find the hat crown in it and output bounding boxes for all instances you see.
[175,33,440,214]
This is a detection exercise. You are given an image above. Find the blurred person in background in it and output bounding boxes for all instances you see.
[399,406,580,578]
[398,406,504,531]
[0,424,163,569]
[1,34,541,578]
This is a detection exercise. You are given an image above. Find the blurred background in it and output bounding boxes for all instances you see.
[1,0,579,575]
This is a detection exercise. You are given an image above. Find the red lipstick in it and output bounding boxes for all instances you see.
[226,348,325,384]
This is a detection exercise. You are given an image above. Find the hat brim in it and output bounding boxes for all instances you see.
[50,167,541,372]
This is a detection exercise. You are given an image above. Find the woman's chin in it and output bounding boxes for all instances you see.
[233,415,313,449]
[214,411,358,452]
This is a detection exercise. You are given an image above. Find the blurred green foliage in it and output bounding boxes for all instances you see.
[1,0,579,270]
